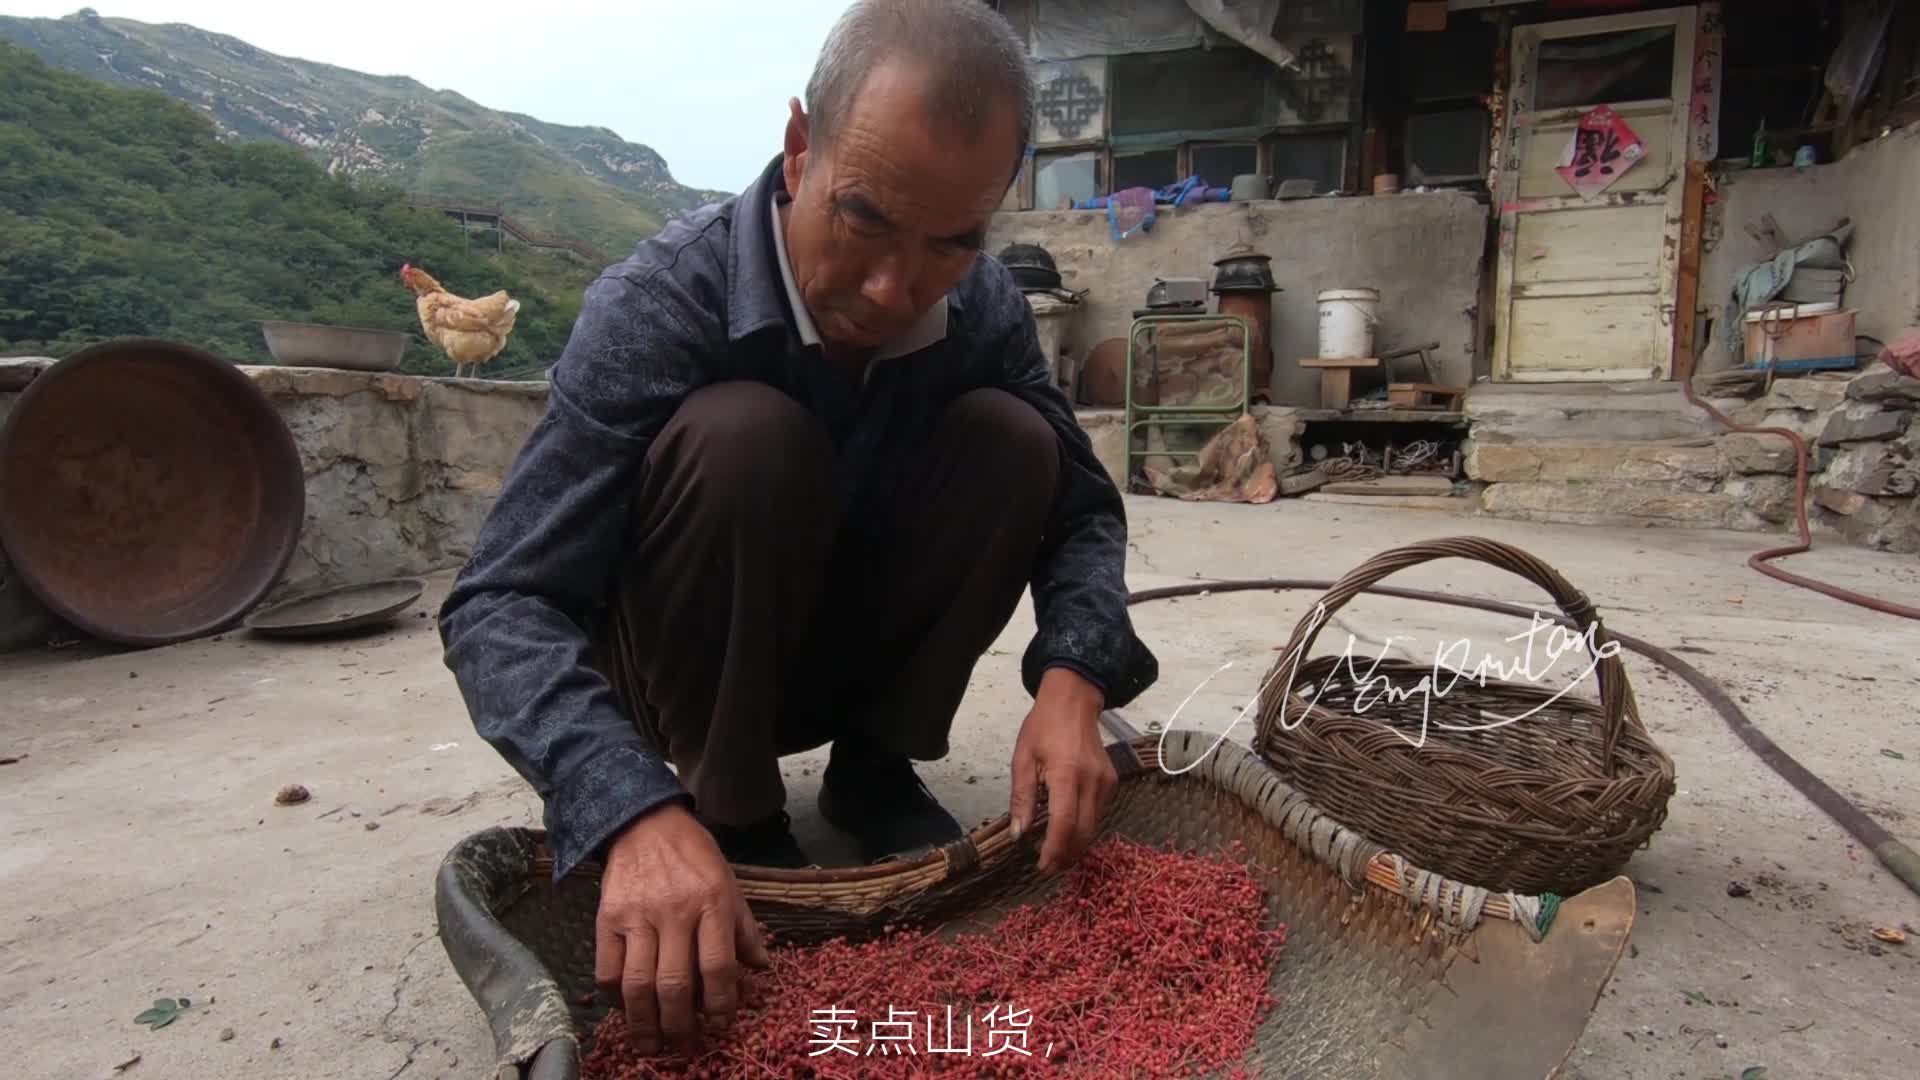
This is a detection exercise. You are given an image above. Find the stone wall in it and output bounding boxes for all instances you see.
[1728,367,1920,552]
[1699,124,1920,373]
[0,363,547,649]
[987,191,1489,407]
[248,368,548,596]
[0,352,1286,650]
[1467,368,1920,551]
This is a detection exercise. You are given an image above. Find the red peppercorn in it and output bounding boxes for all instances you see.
[580,837,1287,1080]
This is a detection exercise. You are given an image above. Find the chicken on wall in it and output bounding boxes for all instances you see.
[399,264,520,378]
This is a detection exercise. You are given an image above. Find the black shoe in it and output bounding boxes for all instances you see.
[703,810,811,869]
[817,744,964,864]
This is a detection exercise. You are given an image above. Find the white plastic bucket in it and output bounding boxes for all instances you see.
[1317,288,1380,359]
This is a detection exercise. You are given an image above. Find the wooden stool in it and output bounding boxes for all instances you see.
[1297,356,1379,410]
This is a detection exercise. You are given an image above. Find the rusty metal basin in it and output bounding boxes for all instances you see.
[0,338,305,646]
[259,320,409,372]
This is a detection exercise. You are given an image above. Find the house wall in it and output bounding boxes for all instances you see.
[987,191,1489,407]
[1699,124,1920,373]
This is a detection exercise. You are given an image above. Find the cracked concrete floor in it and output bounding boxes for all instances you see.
[4,497,1919,1079]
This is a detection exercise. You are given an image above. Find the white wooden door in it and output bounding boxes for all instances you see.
[1493,8,1698,382]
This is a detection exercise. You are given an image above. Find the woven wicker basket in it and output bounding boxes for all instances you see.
[436,732,1638,1080]
[1252,536,1677,897]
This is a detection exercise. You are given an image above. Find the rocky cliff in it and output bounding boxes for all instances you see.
[0,9,729,253]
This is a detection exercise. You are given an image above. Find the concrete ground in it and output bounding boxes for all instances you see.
[3,497,1917,1080]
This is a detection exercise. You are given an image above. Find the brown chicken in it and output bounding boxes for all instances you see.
[399,264,520,378]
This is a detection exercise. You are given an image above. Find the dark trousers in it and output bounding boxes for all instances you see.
[591,381,1061,827]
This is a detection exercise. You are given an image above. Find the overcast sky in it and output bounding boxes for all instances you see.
[3,1,858,192]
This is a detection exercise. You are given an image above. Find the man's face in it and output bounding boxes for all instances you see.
[781,60,1019,354]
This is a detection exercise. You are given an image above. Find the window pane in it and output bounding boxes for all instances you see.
[1111,47,1277,137]
[1035,151,1099,209]
[1405,108,1488,183]
[1112,149,1177,193]
[1269,133,1347,194]
[1535,27,1676,110]
[1191,144,1258,185]
[1407,23,1497,103]
[1274,0,1364,35]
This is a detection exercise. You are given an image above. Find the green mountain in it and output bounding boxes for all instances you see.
[0,8,730,255]
[0,39,597,376]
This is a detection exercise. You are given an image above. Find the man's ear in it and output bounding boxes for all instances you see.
[782,97,811,194]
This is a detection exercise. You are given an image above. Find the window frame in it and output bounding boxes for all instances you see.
[1031,146,1105,210]
[1008,28,1367,209]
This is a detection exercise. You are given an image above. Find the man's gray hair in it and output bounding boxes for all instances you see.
[805,0,1034,175]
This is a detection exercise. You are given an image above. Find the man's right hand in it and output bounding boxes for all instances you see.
[593,803,770,1053]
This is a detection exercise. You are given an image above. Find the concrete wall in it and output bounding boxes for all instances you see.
[987,191,1490,407]
[249,368,547,597]
[0,362,547,649]
[1700,124,1920,373]
[0,362,1155,652]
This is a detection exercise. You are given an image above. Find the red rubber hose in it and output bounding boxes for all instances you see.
[1680,370,1920,620]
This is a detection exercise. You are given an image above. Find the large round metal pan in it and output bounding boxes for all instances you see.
[0,338,305,646]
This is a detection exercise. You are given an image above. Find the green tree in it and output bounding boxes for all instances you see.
[0,43,597,376]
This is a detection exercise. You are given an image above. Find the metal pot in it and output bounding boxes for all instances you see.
[1211,244,1279,295]
[995,242,1063,293]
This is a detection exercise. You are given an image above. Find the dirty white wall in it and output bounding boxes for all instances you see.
[986,192,1490,406]
[249,369,547,599]
[1699,124,1920,373]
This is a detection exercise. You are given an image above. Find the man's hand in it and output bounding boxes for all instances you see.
[1008,666,1116,874]
[593,803,770,1054]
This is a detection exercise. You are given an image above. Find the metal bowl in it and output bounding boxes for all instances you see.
[1229,173,1272,201]
[0,338,306,646]
[260,320,410,372]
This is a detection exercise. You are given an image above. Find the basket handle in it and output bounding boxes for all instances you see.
[1254,536,1639,768]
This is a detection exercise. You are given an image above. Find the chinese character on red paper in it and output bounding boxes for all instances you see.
[1554,105,1646,197]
